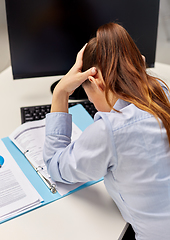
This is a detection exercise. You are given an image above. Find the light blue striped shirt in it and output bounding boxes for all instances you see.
[43,83,170,240]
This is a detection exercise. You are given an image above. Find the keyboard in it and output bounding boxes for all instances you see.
[20,101,97,124]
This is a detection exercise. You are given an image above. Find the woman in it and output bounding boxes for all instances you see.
[43,22,170,239]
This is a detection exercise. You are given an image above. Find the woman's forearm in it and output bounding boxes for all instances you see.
[50,45,96,114]
[51,87,69,113]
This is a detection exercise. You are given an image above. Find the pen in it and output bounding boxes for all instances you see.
[0,155,4,168]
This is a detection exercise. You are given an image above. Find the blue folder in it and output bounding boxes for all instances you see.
[1,104,103,224]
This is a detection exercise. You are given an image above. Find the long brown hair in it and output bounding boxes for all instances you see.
[83,22,170,144]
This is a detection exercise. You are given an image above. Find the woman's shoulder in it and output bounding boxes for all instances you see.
[94,100,153,132]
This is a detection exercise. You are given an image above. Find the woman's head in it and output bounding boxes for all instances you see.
[83,22,145,71]
[82,22,146,107]
[82,22,170,144]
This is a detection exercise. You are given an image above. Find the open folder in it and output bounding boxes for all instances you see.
[0,104,103,224]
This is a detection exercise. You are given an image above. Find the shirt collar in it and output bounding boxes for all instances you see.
[112,99,130,111]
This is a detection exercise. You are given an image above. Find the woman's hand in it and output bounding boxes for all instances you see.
[51,45,97,113]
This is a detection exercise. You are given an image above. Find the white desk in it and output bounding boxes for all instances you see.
[0,67,127,240]
[0,63,170,240]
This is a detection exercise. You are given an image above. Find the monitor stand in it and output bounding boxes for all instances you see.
[50,80,87,100]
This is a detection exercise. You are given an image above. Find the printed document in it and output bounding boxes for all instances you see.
[9,118,85,195]
[0,140,43,222]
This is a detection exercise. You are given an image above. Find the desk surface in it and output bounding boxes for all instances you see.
[0,66,127,240]
[0,63,170,240]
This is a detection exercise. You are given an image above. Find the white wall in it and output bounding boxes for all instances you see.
[156,0,170,65]
[0,0,10,72]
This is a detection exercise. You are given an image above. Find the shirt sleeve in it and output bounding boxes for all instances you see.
[43,111,115,184]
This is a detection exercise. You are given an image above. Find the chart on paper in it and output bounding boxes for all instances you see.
[0,140,43,222]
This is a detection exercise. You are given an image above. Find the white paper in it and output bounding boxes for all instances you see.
[55,182,85,196]
[9,118,84,196]
[0,140,43,222]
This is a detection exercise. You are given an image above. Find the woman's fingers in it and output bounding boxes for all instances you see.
[79,67,97,83]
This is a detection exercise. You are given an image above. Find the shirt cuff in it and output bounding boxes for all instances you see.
[45,112,72,138]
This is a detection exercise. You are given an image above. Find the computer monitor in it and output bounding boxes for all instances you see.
[5,0,160,99]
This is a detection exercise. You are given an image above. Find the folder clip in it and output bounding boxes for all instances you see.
[24,150,57,194]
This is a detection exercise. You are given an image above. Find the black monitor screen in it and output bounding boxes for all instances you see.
[5,0,160,79]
